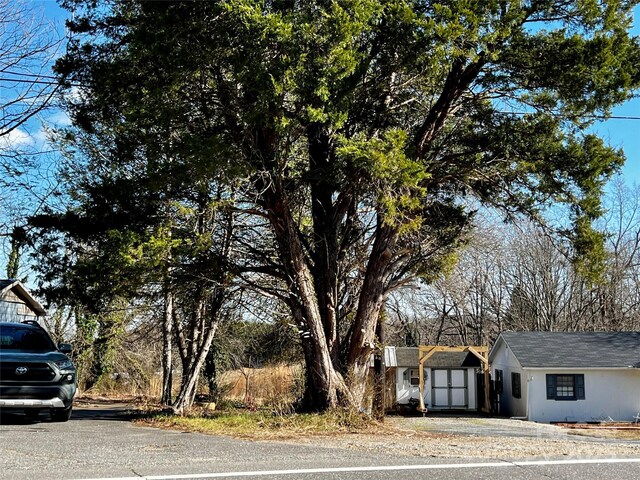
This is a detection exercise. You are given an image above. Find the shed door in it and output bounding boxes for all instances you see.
[432,369,468,408]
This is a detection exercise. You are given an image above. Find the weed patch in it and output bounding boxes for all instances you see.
[136,408,383,440]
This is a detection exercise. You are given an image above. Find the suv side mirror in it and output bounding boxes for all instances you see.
[58,343,73,354]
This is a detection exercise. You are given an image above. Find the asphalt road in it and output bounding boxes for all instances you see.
[1,405,640,480]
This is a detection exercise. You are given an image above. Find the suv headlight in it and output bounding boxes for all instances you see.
[54,358,74,370]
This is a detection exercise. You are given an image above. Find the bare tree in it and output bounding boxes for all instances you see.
[506,226,573,331]
[1,0,62,275]
[592,178,640,330]
[0,0,60,143]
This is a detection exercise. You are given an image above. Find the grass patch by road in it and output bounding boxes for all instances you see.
[136,408,384,440]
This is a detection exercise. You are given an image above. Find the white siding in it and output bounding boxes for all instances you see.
[395,367,421,404]
[0,290,40,323]
[466,369,477,410]
[527,369,640,423]
[491,336,640,423]
[490,339,527,417]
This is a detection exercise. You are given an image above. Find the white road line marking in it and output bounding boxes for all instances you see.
[73,458,640,480]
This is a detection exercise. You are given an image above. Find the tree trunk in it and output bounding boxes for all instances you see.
[372,308,385,421]
[7,226,27,279]
[161,277,173,405]
[203,347,218,402]
[347,220,397,407]
[264,187,350,410]
[172,322,219,414]
[263,171,398,410]
[308,123,341,365]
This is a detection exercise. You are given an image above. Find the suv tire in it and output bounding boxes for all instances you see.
[51,406,72,422]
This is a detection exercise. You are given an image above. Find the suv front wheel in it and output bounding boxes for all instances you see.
[51,406,72,422]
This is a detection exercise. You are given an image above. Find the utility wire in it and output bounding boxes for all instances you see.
[3,79,640,120]
[0,77,82,87]
[1,70,59,80]
[496,111,640,121]
[0,77,59,85]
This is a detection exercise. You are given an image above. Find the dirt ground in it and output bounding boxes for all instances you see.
[288,415,640,459]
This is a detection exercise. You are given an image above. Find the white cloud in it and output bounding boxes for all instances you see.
[33,127,50,144]
[0,128,35,149]
[47,110,72,127]
[64,86,86,104]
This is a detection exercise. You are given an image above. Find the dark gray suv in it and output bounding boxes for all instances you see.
[0,321,76,422]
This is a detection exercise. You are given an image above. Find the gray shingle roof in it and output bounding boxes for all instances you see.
[391,347,482,368]
[499,331,640,368]
[424,351,482,368]
[394,347,419,367]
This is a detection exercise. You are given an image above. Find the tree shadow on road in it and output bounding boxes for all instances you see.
[0,403,138,425]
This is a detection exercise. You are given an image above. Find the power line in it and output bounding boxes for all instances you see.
[0,77,58,85]
[1,70,59,80]
[2,81,639,120]
[0,77,83,88]
[498,111,640,121]
[591,115,640,120]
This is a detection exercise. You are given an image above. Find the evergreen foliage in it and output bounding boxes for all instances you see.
[40,0,640,410]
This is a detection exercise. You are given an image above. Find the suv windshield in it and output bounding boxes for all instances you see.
[0,325,56,352]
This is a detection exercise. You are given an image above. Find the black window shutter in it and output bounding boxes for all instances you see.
[512,372,521,399]
[546,374,556,399]
[575,374,585,400]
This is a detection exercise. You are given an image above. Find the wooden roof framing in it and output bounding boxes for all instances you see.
[417,345,490,413]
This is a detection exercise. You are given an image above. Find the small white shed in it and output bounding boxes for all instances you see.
[0,279,46,324]
[385,346,484,412]
[490,331,640,423]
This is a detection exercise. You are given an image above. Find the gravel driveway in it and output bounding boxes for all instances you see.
[290,414,640,459]
[395,415,583,439]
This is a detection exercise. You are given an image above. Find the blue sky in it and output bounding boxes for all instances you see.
[595,103,640,184]
[599,5,640,185]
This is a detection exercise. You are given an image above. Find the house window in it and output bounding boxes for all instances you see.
[495,369,503,394]
[409,369,420,386]
[556,375,574,398]
[511,372,521,399]
[546,374,585,401]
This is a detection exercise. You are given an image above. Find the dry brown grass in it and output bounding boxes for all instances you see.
[218,364,300,406]
[79,373,163,399]
[557,421,640,440]
[567,427,640,440]
[134,363,380,440]
[79,363,301,409]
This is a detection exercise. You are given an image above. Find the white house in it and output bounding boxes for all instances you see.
[385,346,483,412]
[0,279,46,324]
[490,331,640,423]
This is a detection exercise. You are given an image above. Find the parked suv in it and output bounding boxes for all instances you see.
[0,321,76,422]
